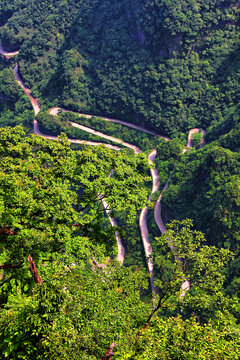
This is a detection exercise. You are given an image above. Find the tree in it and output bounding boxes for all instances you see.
[191,131,203,148]
[0,258,150,359]
[132,315,240,360]
[0,129,239,359]
[0,126,151,359]
[0,126,149,268]
[136,219,235,339]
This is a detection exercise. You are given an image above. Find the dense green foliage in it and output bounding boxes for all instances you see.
[1,0,240,137]
[0,136,239,358]
[0,126,150,259]
[161,144,240,299]
[0,67,33,130]
[134,315,240,360]
[162,145,240,250]
[38,110,166,152]
[216,122,240,153]
[1,0,240,358]
[154,138,184,186]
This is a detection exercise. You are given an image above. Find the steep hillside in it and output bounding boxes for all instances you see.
[0,129,239,359]
[1,0,240,137]
[1,2,240,358]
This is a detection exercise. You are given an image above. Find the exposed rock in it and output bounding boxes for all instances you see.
[125,0,145,46]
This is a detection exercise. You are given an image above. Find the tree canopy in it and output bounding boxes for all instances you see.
[1,0,240,358]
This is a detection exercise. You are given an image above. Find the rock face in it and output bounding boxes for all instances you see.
[125,0,145,46]
[124,0,182,58]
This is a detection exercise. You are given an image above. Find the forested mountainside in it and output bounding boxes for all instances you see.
[1,0,240,359]
[0,129,239,359]
[1,0,240,136]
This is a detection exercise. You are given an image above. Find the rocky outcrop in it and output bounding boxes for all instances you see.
[124,0,183,58]
[125,0,145,46]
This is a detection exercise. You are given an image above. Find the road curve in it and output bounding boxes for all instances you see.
[154,129,205,296]
[101,198,125,264]
[33,118,122,151]
[0,45,19,58]
[49,106,170,140]
[14,65,41,115]
[154,178,170,236]
[9,51,193,293]
[50,108,166,287]
[187,128,206,148]
[155,128,205,235]
[12,64,125,262]
[50,111,141,154]
[139,150,160,294]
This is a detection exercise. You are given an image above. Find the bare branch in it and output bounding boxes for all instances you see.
[27,255,43,285]
[101,343,119,360]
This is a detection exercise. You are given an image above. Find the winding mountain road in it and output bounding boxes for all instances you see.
[49,108,141,154]
[14,65,122,152]
[154,178,170,236]
[1,46,205,295]
[12,64,125,261]
[153,129,206,295]
[49,106,170,140]
[139,150,160,293]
